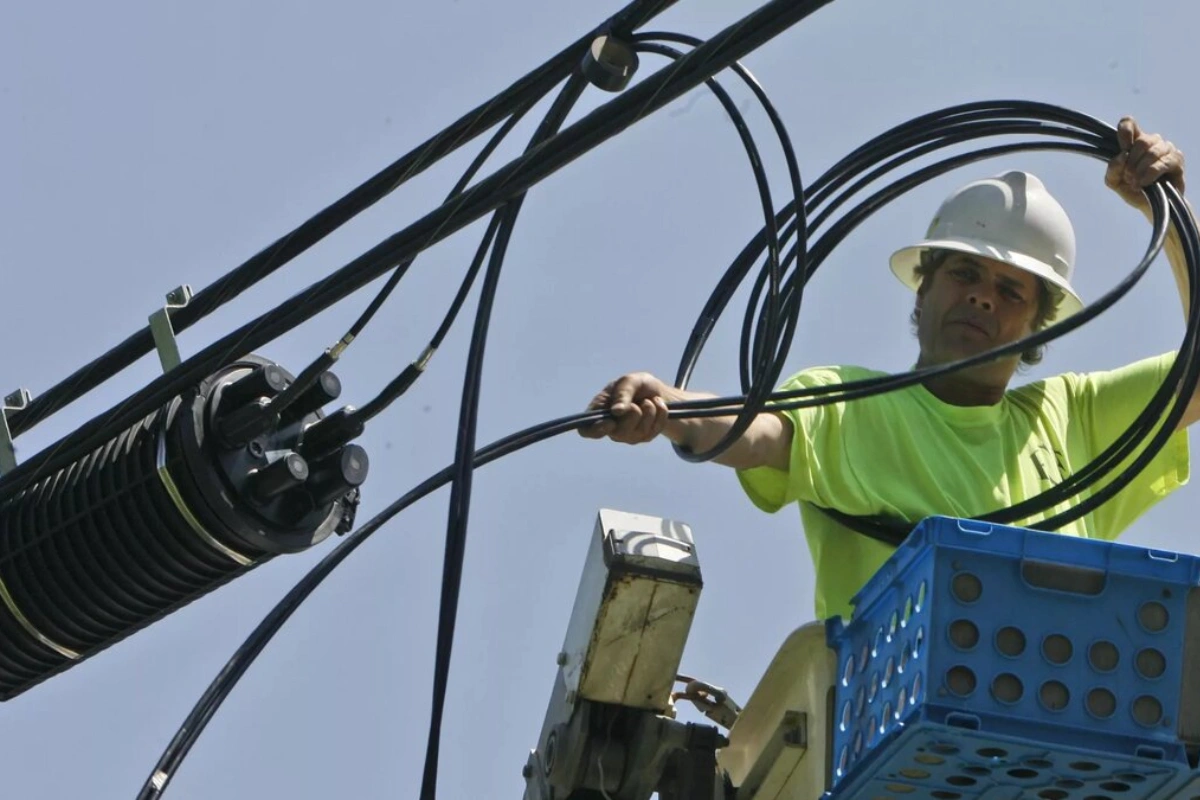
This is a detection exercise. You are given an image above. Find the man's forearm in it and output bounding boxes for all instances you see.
[661,389,792,471]
[1144,196,1195,319]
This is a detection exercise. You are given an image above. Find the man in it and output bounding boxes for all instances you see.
[581,117,1193,621]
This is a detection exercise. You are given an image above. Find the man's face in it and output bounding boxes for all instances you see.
[915,252,1044,378]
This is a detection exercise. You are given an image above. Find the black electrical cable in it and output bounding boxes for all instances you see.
[629,32,814,466]
[0,0,836,510]
[6,0,679,442]
[792,144,1196,536]
[631,38,793,463]
[265,94,543,423]
[354,207,504,424]
[669,103,1199,544]
[420,73,588,800]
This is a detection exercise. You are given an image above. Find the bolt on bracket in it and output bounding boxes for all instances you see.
[149,285,193,373]
[0,388,33,475]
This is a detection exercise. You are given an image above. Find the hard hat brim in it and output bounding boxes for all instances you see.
[889,237,1084,320]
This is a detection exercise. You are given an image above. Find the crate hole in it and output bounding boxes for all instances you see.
[899,768,930,779]
[859,642,872,672]
[867,716,877,745]
[841,701,852,731]
[952,572,983,603]
[1135,648,1167,679]
[1138,602,1169,633]
[870,671,880,702]
[889,611,900,641]
[838,746,849,777]
[977,747,1008,759]
[1099,782,1131,792]
[903,595,915,625]
[1039,792,1069,800]
[949,619,980,650]
[854,730,864,756]
[899,645,910,674]
[931,743,960,755]
[1043,634,1073,665]
[1087,688,1116,718]
[992,673,1024,704]
[913,626,925,658]
[962,766,992,776]
[843,658,856,686]
[914,754,945,765]
[1089,640,1120,672]
[912,674,922,705]
[946,775,977,787]
[856,686,867,715]
[1040,681,1070,711]
[917,581,927,611]
[1082,796,1114,800]
[881,702,893,732]
[1008,768,1040,779]
[1024,758,1054,768]
[996,626,1026,657]
[884,657,896,687]
[1133,695,1164,726]
[896,688,907,716]
[930,793,961,799]
[947,666,977,697]
[1057,779,1086,789]
[884,785,915,794]
[1068,763,1100,772]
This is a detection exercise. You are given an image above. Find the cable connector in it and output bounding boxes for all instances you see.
[298,406,365,461]
[581,35,638,92]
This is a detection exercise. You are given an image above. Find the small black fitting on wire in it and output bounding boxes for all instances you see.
[582,35,639,91]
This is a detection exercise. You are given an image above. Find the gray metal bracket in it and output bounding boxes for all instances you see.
[149,285,193,372]
[0,388,32,476]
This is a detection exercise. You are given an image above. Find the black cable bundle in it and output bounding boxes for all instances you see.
[0,1,1190,798]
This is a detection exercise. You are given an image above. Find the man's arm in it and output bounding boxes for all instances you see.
[1105,116,1198,430]
[578,371,794,471]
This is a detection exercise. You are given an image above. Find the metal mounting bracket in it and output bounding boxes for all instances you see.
[0,388,32,476]
[149,285,193,373]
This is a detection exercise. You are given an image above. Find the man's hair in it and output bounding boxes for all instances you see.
[908,249,1064,367]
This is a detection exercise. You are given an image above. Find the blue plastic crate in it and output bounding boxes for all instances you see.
[825,516,1200,788]
[825,724,1194,800]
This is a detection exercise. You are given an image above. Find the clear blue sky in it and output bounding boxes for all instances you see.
[4,1,1198,797]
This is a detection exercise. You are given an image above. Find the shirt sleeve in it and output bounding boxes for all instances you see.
[1065,351,1191,539]
[737,367,868,513]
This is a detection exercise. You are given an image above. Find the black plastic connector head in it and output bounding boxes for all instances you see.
[216,397,281,449]
[298,405,365,462]
[581,35,638,92]
[279,371,342,424]
[307,444,369,507]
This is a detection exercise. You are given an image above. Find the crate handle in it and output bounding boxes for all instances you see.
[945,712,981,730]
[1020,559,1106,596]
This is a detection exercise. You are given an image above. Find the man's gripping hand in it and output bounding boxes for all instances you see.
[1105,116,1186,210]
[580,372,675,444]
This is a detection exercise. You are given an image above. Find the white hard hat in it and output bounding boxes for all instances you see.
[889,170,1084,320]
